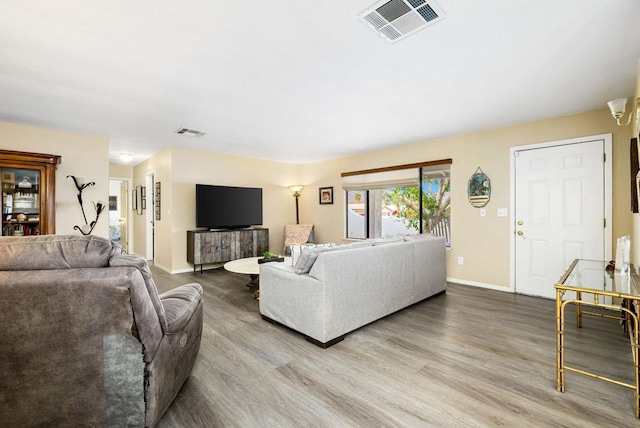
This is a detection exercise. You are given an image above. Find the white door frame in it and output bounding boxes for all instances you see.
[108,176,133,252]
[509,133,613,292]
[145,172,154,261]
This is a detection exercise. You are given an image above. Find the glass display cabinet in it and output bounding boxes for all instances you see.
[0,150,61,236]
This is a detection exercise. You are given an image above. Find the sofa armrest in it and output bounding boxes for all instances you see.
[159,283,203,333]
[259,262,327,342]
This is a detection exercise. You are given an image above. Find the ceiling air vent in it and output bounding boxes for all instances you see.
[174,127,206,137]
[358,0,446,43]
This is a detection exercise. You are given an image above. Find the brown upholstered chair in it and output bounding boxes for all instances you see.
[0,235,203,427]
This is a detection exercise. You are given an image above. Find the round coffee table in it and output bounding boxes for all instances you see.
[224,256,292,299]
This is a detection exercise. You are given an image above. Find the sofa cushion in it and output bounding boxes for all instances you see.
[404,233,438,241]
[160,283,204,333]
[293,240,377,273]
[290,244,305,266]
[294,247,319,274]
[368,235,407,245]
[294,244,347,274]
[290,243,336,265]
[0,235,125,271]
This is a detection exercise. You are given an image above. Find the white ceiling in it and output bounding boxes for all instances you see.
[1,1,639,166]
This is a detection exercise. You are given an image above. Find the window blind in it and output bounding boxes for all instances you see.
[342,159,451,190]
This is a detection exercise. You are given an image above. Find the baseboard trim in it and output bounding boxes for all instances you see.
[447,277,512,293]
[153,263,172,274]
[165,265,224,275]
[170,267,198,274]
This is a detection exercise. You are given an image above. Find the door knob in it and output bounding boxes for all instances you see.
[517,220,524,226]
[517,230,526,239]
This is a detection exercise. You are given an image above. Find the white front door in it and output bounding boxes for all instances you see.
[514,138,607,299]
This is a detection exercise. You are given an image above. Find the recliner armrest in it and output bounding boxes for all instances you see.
[159,283,203,333]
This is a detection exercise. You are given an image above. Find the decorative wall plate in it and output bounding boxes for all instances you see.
[468,167,490,207]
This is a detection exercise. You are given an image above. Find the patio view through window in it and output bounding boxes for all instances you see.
[344,161,451,246]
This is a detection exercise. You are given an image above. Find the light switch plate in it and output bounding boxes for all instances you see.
[497,208,508,217]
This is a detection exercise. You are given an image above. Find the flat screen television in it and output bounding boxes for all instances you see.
[196,184,263,229]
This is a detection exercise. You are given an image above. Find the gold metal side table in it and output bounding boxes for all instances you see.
[555,259,640,417]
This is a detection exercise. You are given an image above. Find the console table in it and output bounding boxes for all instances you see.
[187,228,269,273]
[555,259,640,417]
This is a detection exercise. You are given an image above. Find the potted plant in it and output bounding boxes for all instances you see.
[258,251,284,264]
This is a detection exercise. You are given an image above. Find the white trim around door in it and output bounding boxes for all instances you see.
[509,133,613,294]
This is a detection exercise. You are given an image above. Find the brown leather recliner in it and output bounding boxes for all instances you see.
[0,235,203,427]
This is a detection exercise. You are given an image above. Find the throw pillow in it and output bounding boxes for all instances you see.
[294,247,317,274]
[290,244,304,265]
[283,224,313,247]
[293,245,334,274]
[291,243,336,266]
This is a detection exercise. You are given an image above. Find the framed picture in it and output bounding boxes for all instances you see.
[319,186,333,205]
[154,182,161,221]
[140,186,146,210]
[135,185,145,213]
[2,172,15,184]
[132,189,138,211]
[109,196,117,211]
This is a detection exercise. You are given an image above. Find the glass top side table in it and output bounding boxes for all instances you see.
[555,259,640,418]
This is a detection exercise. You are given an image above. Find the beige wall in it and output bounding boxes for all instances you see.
[109,164,133,179]
[0,121,110,237]
[131,149,171,265]
[301,108,633,289]
[2,89,634,291]
[136,108,633,286]
[132,147,299,273]
[2,106,633,289]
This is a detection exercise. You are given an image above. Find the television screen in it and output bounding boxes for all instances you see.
[196,184,263,229]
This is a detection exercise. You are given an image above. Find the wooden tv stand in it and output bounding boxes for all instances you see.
[187,228,269,273]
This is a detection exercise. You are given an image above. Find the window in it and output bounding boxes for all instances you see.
[343,160,451,246]
[421,173,451,245]
[346,190,367,239]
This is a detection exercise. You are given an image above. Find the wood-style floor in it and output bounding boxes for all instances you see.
[152,266,638,427]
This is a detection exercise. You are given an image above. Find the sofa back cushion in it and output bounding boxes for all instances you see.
[290,243,336,266]
[0,235,125,271]
[0,266,144,427]
[110,254,168,334]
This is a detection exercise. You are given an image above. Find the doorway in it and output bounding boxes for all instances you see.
[108,179,130,252]
[511,134,612,299]
[145,173,154,261]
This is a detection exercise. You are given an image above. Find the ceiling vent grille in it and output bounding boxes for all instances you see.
[358,0,445,43]
[174,127,206,137]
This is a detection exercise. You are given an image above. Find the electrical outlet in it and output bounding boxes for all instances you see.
[497,208,508,217]
[457,256,464,265]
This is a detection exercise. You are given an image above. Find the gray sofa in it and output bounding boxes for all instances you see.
[259,234,446,347]
[0,235,203,427]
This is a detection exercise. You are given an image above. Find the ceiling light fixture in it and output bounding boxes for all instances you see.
[119,152,133,163]
[606,97,640,126]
